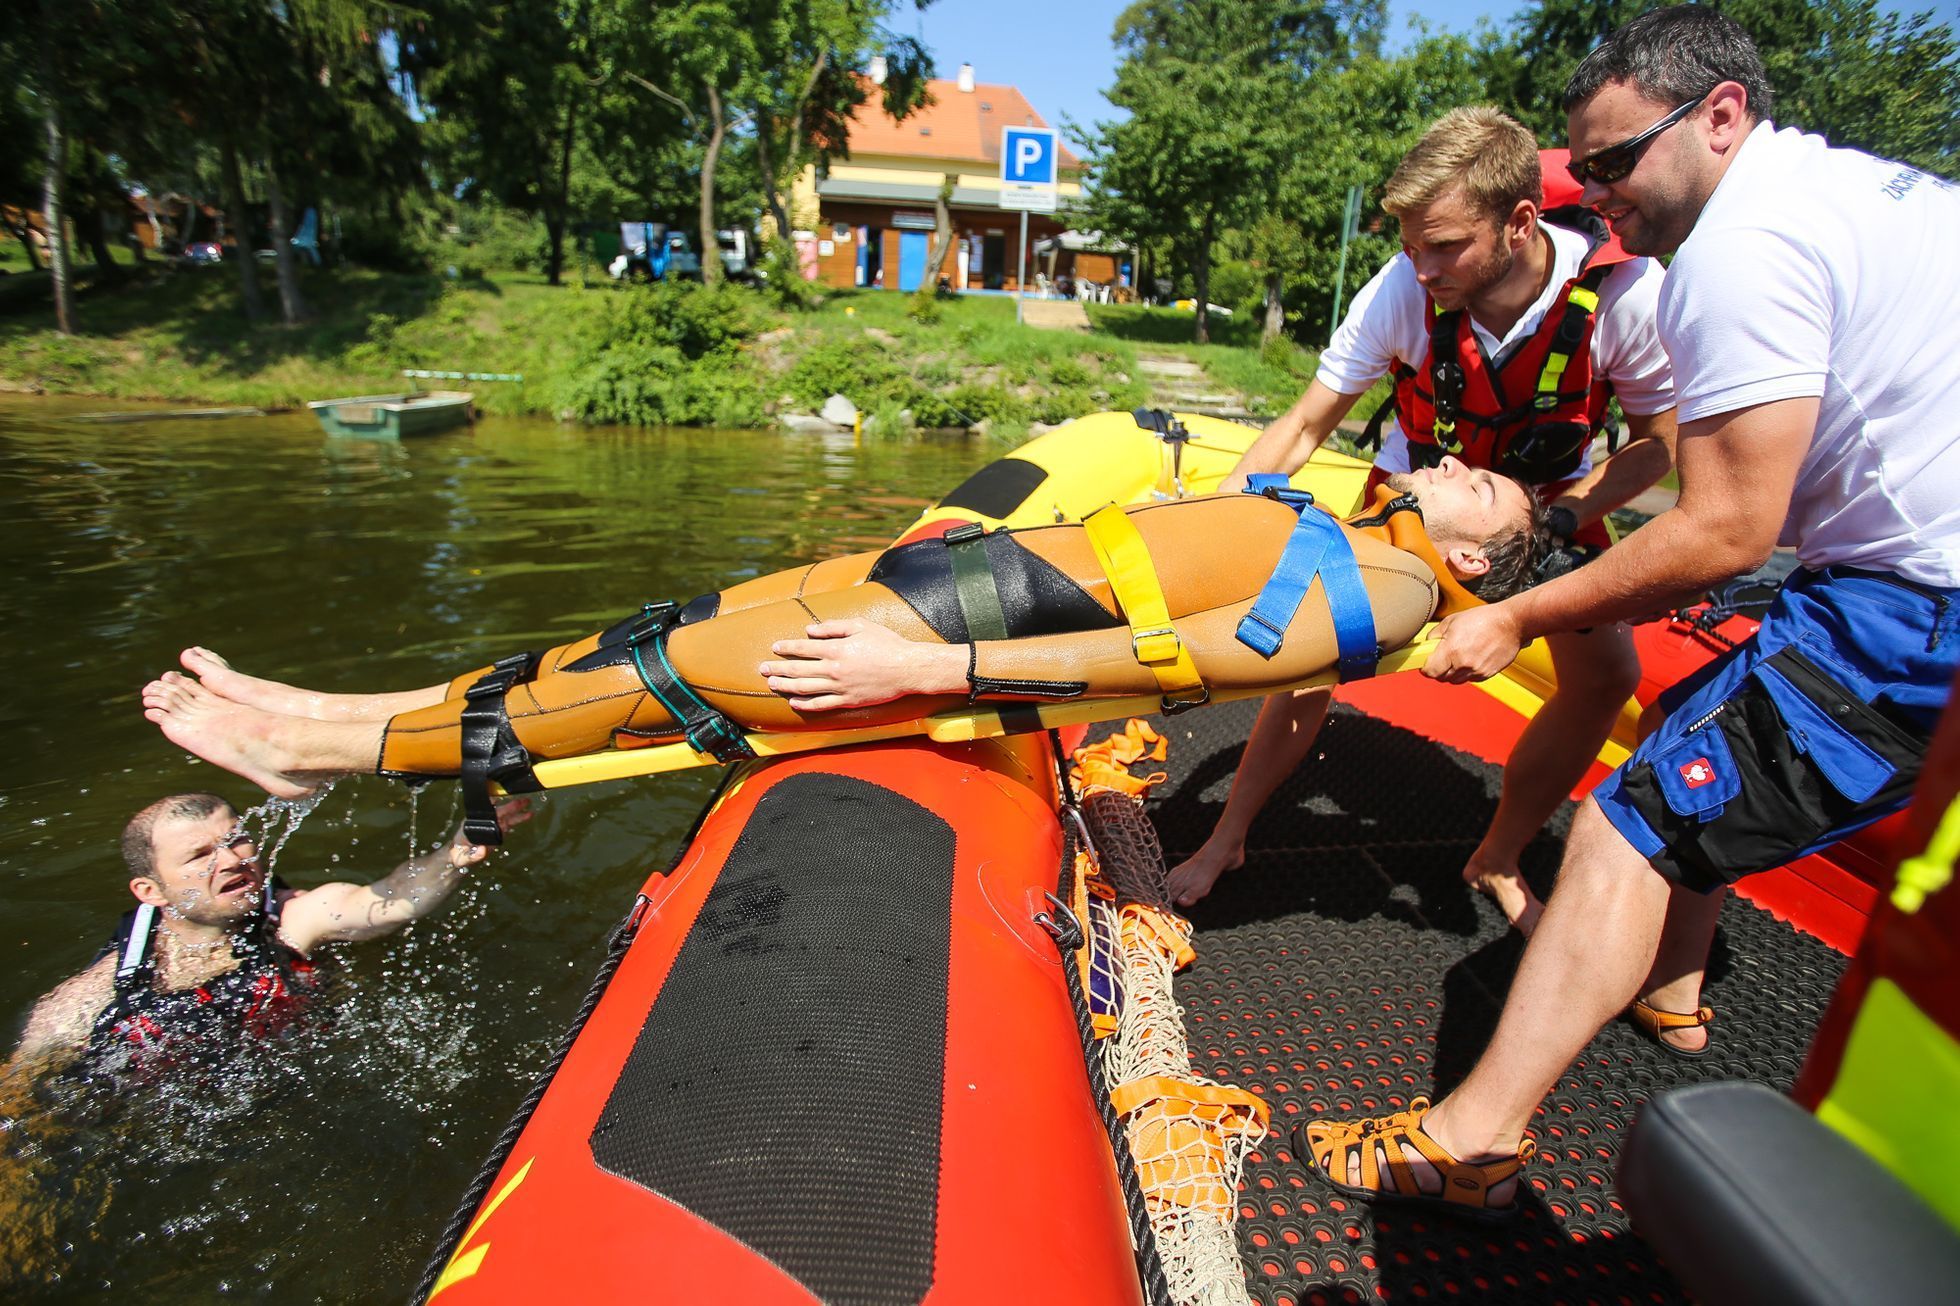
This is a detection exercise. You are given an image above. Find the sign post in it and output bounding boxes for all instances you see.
[1328,183,1364,343]
[999,126,1059,324]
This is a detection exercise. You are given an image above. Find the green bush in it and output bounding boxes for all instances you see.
[784,338,909,410]
[438,203,547,275]
[757,239,822,311]
[594,280,757,360]
[1208,260,1261,316]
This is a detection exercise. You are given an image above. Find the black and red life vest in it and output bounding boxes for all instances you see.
[83,884,330,1072]
[1385,206,1635,486]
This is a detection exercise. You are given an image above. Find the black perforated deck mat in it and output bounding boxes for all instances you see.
[590,773,955,1305]
[1095,698,1848,1306]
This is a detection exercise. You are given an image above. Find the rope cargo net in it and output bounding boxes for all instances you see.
[1073,724,1270,1306]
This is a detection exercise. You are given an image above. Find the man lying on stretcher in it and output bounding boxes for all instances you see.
[141,458,1543,839]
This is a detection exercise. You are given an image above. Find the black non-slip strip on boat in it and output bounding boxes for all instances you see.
[937,456,1050,519]
[589,773,956,1305]
[1083,698,1849,1306]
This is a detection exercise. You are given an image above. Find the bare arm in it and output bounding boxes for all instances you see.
[760,619,968,712]
[5,956,116,1079]
[1219,379,1368,495]
[1547,406,1679,529]
[278,798,533,951]
[1424,397,1816,682]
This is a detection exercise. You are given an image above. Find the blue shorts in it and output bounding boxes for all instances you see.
[1593,567,1957,893]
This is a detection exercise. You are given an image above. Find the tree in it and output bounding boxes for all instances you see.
[1496,0,1958,175]
[1077,1,1384,343]
[405,0,596,287]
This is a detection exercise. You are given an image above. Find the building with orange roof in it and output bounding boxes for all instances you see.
[789,63,1108,293]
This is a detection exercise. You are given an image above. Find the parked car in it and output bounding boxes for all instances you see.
[609,223,751,283]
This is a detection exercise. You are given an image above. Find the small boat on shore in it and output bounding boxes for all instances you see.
[308,390,474,438]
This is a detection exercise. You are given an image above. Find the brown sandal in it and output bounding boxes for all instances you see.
[1294,1097,1533,1223]
[1626,998,1714,1057]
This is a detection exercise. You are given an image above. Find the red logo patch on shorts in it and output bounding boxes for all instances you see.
[1679,757,1717,789]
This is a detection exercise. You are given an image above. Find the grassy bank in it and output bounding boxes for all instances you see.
[0,265,1335,436]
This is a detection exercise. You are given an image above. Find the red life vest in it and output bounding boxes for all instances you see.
[1388,207,1635,486]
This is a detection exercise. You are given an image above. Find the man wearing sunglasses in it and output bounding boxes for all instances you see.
[1302,5,1960,1220]
[1176,106,1678,930]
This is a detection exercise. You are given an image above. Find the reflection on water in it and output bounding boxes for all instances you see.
[0,396,995,1301]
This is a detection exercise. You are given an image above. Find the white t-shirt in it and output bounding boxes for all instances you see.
[1315,221,1676,482]
[1659,123,1960,589]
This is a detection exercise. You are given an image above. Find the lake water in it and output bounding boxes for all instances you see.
[0,396,996,1301]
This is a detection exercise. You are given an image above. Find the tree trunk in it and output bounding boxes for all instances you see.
[1192,209,1216,346]
[754,111,793,243]
[1262,269,1285,340]
[82,209,123,282]
[922,174,956,289]
[544,91,578,287]
[264,168,308,324]
[40,35,74,334]
[219,133,265,323]
[698,78,725,286]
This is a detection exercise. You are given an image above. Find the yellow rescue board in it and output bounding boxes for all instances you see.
[519,409,1637,791]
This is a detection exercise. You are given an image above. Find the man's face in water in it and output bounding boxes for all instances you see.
[132,807,265,928]
[1385,456,1533,581]
[1396,186,1523,313]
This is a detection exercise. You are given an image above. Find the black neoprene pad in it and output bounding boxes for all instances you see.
[589,773,955,1305]
[937,456,1049,518]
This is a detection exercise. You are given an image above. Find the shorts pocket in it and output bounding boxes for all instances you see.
[1752,646,1929,804]
[1651,726,1742,821]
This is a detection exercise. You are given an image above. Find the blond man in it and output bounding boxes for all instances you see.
[1174,106,1678,932]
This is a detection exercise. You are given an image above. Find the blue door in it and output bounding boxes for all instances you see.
[897,230,928,292]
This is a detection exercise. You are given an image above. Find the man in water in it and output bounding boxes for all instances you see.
[5,791,528,1080]
[1177,106,1678,931]
[131,457,1541,797]
[1302,6,1960,1219]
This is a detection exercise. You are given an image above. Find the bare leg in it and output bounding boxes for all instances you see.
[1168,686,1332,907]
[1632,882,1727,1052]
[1323,798,1674,1195]
[1463,624,1641,934]
[181,647,448,722]
[142,673,385,797]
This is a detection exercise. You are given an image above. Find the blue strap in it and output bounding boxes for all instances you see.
[1234,484,1379,679]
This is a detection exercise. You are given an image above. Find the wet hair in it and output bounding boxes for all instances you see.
[1564,6,1774,120]
[1383,106,1541,227]
[122,793,233,879]
[1461,484,1549,603]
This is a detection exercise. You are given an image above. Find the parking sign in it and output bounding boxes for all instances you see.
[999,126,1059,212]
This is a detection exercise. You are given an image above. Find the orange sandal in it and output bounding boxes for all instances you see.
[1626,998,1714,1058]
[1294,1097,1533,1223]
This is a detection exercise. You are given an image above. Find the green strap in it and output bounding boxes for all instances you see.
[945,523,1009,642]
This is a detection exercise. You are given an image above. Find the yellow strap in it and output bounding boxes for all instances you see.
[1893,792,1960,913]
[1083,504,1207,710]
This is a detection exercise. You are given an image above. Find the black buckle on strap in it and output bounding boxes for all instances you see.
[458,658,544,846]
[624,600,680,648]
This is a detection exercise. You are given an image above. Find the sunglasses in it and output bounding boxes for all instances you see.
[1567,97,1704,186]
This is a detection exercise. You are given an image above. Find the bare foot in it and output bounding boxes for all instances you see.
[182,647,445,721]
[1461,856,1545,935]
[142,673,363,798]
[1167,839,1244,907]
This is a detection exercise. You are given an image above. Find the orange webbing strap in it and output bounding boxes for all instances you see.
[1070,719,1170,797]
[1083,504,1208,712]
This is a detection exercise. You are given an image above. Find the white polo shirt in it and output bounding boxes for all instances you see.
[1658,123,1960,589]
[1315,221,1676,481]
